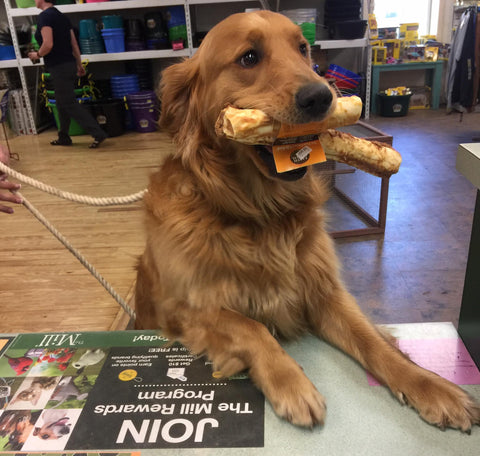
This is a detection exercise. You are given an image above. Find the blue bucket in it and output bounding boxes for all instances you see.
[102,28,125,53]
[111,74,139,98]
[0,46,15,60]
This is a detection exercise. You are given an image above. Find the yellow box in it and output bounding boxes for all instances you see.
[383,39,401,59]
[368,13,378,40]
[372,46,387,64]
[399,23,419,39]
[405,30,419,41]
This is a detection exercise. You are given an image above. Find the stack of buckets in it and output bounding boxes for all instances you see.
[144,12,169,50]
[166,6,188,48]
[101,15,125,53]
[110,74,140,99]
[126,91,159,133]
[79,19,104,54]
[109,75,159,133]
[126,60,153,91]
[125,19,146,51]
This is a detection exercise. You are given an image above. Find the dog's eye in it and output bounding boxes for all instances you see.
[299,43,308,57]
[239,50,259,68]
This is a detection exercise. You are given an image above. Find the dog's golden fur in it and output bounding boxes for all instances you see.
[135,10,480,430]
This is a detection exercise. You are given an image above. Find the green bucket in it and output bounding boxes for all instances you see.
[300,22,316,45]
[47,101,85,136]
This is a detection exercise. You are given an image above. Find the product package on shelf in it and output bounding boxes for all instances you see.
[8,89,33,135]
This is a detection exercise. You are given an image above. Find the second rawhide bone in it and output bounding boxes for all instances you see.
[215,96,402,177]
[319,130,401,178]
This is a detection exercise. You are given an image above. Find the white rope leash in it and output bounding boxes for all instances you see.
[2,161,140,320]
[0,160,147,205]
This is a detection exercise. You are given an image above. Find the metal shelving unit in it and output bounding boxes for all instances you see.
[2,0,202,133]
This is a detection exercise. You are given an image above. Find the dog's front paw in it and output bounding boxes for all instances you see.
[396,372,480,432]
[254,356,326,427]
[271,377,326,428]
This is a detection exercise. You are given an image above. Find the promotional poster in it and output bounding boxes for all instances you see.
[0,331,264,452]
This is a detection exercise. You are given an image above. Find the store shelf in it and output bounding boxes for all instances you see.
[9,0,185,17]
[82,49,191,62]
[315,38,368,50]
[0,59,18,69]
[189,0,260,4]
[8,0,263,16]
[18,49,190,67]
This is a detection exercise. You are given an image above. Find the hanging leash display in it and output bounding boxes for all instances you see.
[0,160,144,320]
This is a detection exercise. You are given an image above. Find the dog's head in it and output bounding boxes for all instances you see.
[33,416,71,440]
[159,10,336,181]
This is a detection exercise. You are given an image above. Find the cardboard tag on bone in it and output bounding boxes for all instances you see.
[272,136,326,173]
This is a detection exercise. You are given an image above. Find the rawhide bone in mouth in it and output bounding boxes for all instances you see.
[215,96,402,178]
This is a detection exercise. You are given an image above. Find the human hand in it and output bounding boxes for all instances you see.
[0,147,22,214]
[77,64,86,77]
[27,51,40,63]
[0,176,22,214]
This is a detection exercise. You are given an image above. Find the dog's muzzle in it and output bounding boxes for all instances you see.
[295,83,333,121]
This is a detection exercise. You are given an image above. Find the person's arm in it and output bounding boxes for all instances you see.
[28,26,53,62]
[70,29,85,77]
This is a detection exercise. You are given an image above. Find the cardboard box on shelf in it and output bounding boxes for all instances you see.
[399,23,419,39]
[372,46,387,64]
[383,39,401,59]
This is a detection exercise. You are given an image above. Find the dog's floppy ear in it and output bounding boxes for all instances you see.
[159,58,200,138]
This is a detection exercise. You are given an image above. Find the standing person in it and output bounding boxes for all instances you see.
[0,147,22,214]
[28,0,107,148]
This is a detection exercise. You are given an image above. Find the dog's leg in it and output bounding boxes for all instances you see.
[158,299,326,427]
[310,286,480,432]
[134,253,160,330]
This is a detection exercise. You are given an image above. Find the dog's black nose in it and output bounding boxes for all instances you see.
[295,83,333,119]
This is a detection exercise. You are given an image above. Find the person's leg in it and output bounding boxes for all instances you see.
[48,64,74,145]
[50,62,107,146]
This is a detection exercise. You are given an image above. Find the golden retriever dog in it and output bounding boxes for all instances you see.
[135,10,480,431]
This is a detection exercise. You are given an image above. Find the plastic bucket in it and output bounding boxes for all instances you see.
[126,90,156,102]
[129,106,158,132]
[102,29,125,53]
[15,0,35,7]
[79,19,99,39]
[84,98,126,137]
[280,9,316,44]
[125,19,143,38]
[47,100,85,136]
[145,12,167,39]
[111,74,139,98]
[102,15,123,30]
[377,93,412,117]
[127,92,158,133]
[0,46,16,60]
